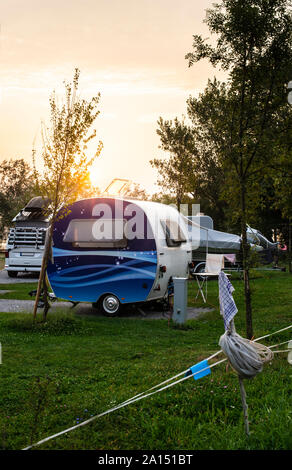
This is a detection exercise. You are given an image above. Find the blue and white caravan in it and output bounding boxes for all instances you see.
[47,198,192,316]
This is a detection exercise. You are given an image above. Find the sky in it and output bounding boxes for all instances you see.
[0,0,225,194]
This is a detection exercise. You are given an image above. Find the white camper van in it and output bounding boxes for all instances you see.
[5,197,50,278]
[46,197,192,316]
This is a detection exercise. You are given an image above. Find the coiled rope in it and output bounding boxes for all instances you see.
[219,329,274,379]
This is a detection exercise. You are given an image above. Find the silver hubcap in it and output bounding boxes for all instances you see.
[103,295,119,314]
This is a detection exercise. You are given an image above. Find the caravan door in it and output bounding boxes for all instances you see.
[146,205,192,300]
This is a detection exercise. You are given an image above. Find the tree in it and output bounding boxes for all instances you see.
[0,159,36,238]
[32,68,103,321]
[151,118,197,207]
[124,183,149,200]
[184,79,230,229]
[151,86,228,230]
[185,0,292,338]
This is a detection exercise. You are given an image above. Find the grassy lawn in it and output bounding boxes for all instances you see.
[0,270,291,450]
[0,253,5,271]
[0,282,39,300]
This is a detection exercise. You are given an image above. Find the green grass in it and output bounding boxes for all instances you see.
[0,282,39,300]
[0,270,291,450]
[0,253,5,271]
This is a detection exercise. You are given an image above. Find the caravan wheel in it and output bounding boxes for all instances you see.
[8,271,18,278]
[99,294,120,317]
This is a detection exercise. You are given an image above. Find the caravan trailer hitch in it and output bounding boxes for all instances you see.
[28,290,79,309]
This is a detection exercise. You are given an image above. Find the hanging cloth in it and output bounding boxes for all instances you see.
[218,271,238,330]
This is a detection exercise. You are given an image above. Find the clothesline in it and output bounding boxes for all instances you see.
[22,323,291,450]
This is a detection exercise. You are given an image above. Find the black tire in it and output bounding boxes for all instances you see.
[93,294,121,317]
[7,271,18,278]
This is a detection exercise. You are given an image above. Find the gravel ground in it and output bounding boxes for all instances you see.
[0,269,214,319]
[0,269,39,284]
[0,297,213,319]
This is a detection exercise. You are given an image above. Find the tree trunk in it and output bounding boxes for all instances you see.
[32,223,54,321]
[240,182,253,339]
[42,275,50,323]
[289,218,292,274]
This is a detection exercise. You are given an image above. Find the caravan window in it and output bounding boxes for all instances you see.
[161,219,186,247]
[63,218,127,248]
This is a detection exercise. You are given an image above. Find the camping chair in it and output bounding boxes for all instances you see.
[195,254,225,303]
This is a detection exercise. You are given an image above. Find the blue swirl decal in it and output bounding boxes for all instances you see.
[47,250,157,304]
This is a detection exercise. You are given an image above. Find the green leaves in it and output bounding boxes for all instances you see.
[0,159,36,237]
[33,68,103,218]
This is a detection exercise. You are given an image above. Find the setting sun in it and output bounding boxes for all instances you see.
[89,161,102,189]
[0,0,222,194]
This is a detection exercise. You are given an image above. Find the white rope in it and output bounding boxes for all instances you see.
[269,339,291,354]
[128,325,291,403]
[272,350,290,353]
[120,349,222,406]
[253,324,292,342]
[22,324,291,450]
[23,358,226,450]
[269,340,291,349]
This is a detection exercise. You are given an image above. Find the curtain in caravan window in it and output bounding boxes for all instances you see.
[161,219,186,247]
[63,219,127,248]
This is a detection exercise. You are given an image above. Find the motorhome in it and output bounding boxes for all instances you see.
[186,216,273,274]
[246,226,278,250]
[5,197,50,277]
[46,197,192,316]
[185,215,242,273]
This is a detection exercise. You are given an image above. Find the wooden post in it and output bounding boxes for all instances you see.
[238,376,250,436]
[289,219,291,274]
[229,320,250,437]
[32,224,52,321]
